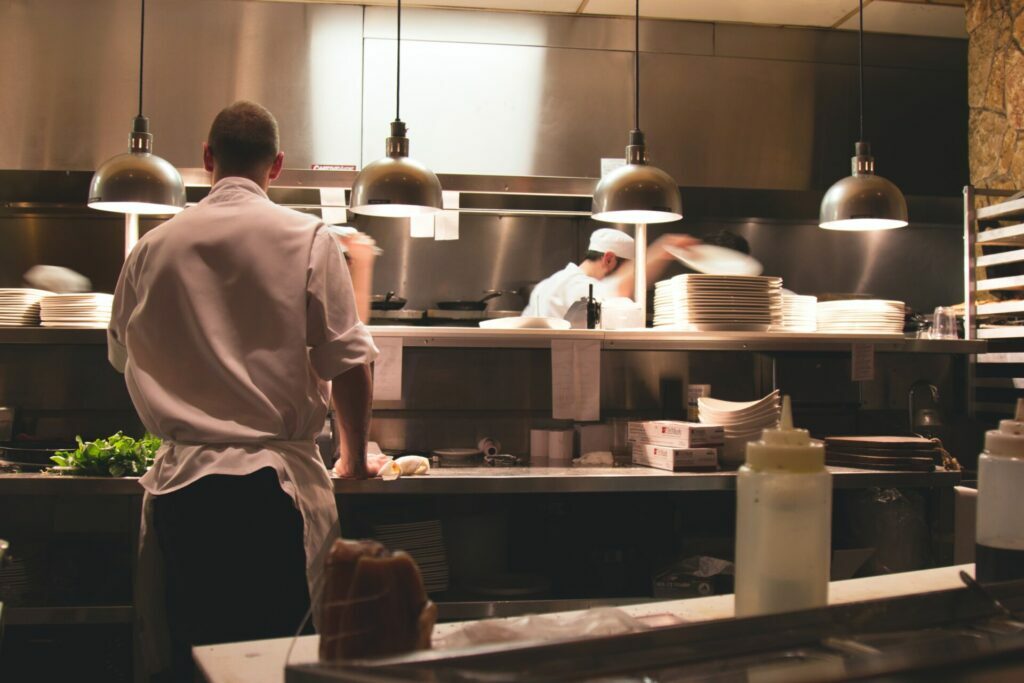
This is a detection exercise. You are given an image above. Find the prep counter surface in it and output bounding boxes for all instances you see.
[0,326,985,353]
[0,465,961,495]
[193,564,975,683]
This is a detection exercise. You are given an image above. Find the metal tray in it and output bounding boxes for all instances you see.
[286,579,1024,682]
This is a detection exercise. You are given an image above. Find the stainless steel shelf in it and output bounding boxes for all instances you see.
[5,605,134,625]
[977,249,1024,267]
[978,274,1024,292]
[978,326,1024,339]
[977,300,1024,316]
[977,352,1024,363]
[977,222,1024,246]
[977,197,1024,222]
[0,467,961,497]
[0,326,986,354]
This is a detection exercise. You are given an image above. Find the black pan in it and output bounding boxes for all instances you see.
[0,442,72,471]
[371,291,407,311]
[437,290,502,311]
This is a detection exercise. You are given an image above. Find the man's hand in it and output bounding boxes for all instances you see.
[650,233,701,261]
[334,232,377,323]
[333,450,393,479]
[336,232,378,271]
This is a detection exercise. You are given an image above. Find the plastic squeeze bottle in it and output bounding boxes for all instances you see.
[976,399,1024,583]
[734,396,832,617]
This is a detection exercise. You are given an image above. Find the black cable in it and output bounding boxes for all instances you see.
[396,0,401,121]
[138,0,146,117]
[858,0,864,142]
[634,0,639,131]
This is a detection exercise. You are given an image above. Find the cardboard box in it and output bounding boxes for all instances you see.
[627,420,724,448]
[632,443,718,471]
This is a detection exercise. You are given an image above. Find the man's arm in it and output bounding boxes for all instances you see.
[331,364,373,479]
[336,232,377,323]
[610,233,700,298]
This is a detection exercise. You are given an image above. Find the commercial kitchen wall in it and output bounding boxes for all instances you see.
[0,1,973,453]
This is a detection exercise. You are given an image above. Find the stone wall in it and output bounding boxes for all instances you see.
[968,0,1024,190]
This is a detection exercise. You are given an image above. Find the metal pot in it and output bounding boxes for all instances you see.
[436,290,502,311]
[371,291,407,311]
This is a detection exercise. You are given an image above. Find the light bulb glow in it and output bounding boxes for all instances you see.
[819,218,907,231]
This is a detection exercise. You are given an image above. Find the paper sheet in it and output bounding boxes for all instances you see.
[319,188,349,226]
[373,337,403,401]
[409,214,435,238]
[435,191,460,241]
[851,343,875,382]
[551,340,601,421]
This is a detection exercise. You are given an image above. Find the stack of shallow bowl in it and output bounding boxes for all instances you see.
[697,390,781,467]
[39,293,114,328]
[653,275,783,331]
[773,292,817,332]
[816,299,905,335]
[0,288,48,327]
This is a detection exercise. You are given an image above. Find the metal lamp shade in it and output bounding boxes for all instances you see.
[819,173,908,231]
[591,162,683,225]
[88,150,186,215]
[349,155,443,217]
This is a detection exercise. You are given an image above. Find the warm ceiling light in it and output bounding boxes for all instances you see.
[592,0,681,225]
[350,0,442,218]
[819,0,907,232]
[88,0,185,216]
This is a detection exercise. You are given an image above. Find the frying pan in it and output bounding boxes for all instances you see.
[437,290,502,312]
[371,291,407,311]
[0,442,72,471]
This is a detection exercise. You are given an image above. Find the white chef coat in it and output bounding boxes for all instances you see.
[522,262,620,319]
[108,176,378,672]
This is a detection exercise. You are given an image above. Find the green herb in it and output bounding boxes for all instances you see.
[51,432,161,477]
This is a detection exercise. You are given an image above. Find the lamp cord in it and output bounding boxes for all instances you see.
[858,0,864,142]
[634,0,639,131]
[138,0,146,118]
[396,0,401,122]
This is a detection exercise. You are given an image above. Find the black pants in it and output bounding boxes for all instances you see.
[152,467,312,682]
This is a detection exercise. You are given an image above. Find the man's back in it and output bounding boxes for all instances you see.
[111,177,361,446]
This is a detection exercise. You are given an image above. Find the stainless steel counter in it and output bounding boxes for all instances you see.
[0,326,986,354]
[0,466,961,496]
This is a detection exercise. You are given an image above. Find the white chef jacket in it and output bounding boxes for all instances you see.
[108,176,378,671]
[522,262,620,319]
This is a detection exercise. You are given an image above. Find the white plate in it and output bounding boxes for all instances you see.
[478,317,570,330]
[665,244,764,277]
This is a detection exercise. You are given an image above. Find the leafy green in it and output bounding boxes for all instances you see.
[51,432,161,477]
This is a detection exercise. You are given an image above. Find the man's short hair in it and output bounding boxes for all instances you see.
[207,101,280,178]
[583,250,630,262]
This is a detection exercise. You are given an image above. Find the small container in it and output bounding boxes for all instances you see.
[735,396,831,617]
[976,399,1024,583]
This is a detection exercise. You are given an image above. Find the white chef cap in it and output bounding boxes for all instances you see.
[588,228,634,260]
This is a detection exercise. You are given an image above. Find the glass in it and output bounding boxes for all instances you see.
[930,306,958,339]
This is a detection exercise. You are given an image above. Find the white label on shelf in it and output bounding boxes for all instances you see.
[851,343,875,382]
[552,340,601,421]
[372,337,403,401]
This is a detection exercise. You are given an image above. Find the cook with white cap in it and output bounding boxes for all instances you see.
[523,228,697,319]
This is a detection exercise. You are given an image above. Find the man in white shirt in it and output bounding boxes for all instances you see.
[523,228,697,319]
[108,101,378,680]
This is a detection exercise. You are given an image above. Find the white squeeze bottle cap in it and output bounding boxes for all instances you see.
[985,399,1024,457]
[745,396,825,472]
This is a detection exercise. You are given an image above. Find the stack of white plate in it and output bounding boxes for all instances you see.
[653,275,783,331]
[698,390,782,466]
[774,292,817,332]
[816,299,905,335]
[371,520,449,594]
[0,288,48,327]
[39,293,114,328]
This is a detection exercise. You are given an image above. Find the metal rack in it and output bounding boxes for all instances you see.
[965,186,1024,418]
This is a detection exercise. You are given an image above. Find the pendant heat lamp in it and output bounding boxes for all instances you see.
[89,0,185,215]
[350,0,442,217]
[819,0,907,231]
[592,0,681,225]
